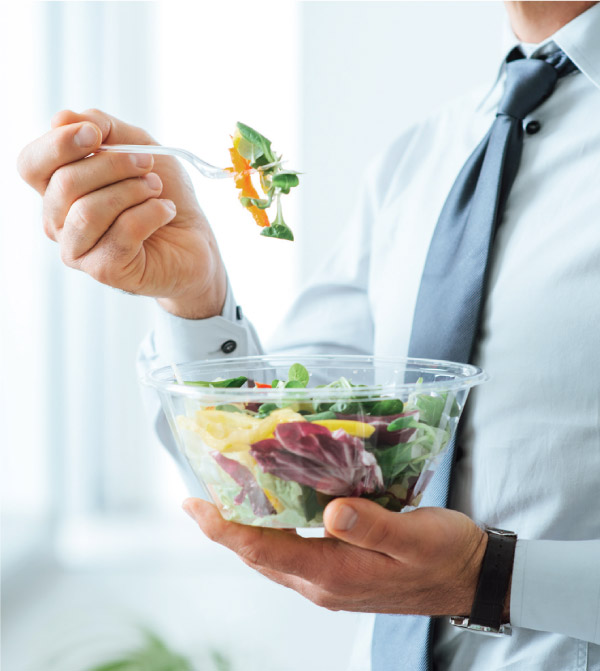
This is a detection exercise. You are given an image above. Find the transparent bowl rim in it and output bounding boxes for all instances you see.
[141,354,489,399]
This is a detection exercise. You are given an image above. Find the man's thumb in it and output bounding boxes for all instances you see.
[323,498,416,559]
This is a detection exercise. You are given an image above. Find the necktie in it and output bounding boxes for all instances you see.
[372,48,577,671]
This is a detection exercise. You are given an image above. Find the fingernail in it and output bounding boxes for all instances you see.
[131,153,153,169]
[143,172,162,190]
[163,199,176,213]
[331,504,358,531]
[74,123,99,148]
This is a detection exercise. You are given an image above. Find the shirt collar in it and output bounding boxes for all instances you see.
[477,2,600,112]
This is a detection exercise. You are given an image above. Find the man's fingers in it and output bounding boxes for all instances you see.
[18,108,157,198]
[78,197,176,287]
[17,121,103,195]
[60,172,164,261]
[43,151,155,241]
[182,498,336,581]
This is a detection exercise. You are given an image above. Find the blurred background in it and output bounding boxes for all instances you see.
[1,2,505,669]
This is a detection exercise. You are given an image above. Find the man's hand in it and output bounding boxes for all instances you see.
[17,109,226,319]
[183,497,489,616]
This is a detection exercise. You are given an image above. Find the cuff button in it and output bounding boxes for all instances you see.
[221,339,237,354]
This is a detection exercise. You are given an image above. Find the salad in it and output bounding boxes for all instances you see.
[176,363,460,528]
[227,122,299,241]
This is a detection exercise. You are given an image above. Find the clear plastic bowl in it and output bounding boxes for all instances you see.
[143,355,487,528]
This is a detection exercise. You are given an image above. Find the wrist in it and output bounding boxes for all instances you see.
[157,259,227,320]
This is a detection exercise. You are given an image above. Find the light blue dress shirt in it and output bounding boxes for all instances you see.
[138,4,600,669]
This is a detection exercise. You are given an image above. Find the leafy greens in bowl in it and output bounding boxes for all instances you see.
[144,355,487,528]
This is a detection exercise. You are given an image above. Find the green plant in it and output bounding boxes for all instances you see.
[86,629,232,671]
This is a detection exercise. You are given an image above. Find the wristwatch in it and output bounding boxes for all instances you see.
[449,526,517,636]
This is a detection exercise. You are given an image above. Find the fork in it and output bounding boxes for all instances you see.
[97,144,231,179]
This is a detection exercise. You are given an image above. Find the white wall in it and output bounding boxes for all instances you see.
[297,1,506,270]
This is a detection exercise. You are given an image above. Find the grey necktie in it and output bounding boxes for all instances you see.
[371,47,577,671]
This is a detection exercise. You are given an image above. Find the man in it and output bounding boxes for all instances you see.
[18,2,600,669]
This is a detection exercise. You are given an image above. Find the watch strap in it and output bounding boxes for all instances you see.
[469,527,517,630]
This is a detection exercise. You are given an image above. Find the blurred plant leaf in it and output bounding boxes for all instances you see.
[210,650,233,671]
[87,630,194,671]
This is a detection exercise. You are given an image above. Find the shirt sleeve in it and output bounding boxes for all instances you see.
[136,281,264,496]
[510,538,600,643]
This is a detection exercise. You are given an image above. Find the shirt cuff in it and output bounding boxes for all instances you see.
[153,282,262,364]
[510,538,600,643]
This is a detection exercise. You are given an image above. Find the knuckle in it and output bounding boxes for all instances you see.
[16,148,31,181]
[59,243,76,268]
[42,215,57,241]
[50,166,77,201]
[89,260,116,286]
[66,199,95,235]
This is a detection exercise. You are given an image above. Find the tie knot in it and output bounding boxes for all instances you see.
[497,49,575,121]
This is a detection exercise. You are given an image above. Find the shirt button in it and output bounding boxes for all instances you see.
[221,339,237,354]
[525,120,541,135]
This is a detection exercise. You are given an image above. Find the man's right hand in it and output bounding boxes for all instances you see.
[17,109,227,319]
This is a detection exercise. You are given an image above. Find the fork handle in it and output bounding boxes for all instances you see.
[97,144,230,179]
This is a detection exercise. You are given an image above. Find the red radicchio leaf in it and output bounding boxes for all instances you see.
[341,410,419,446]
[212,452,276,517]
[250,422,384,497]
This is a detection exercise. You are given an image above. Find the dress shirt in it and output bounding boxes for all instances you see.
[137,4,600,669]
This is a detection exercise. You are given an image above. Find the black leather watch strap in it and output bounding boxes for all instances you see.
[469,527,517,630]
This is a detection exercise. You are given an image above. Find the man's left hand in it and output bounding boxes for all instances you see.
[183,497,488,616]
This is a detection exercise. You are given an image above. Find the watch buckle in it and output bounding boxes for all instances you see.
[449,616,512,637]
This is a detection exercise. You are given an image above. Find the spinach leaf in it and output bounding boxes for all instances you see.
[288,362,309,387]
[369,398,404,416]
[183,376,247,388]
[257,403,279,417]
[284,380,306,388]
[260,195,294,241]
[215,404,247,413]
[261,222,294,241]
[303,410,337,421]
[240,187,275,210]
[374,443,416,483]
[236,122,276,163]
[387,415,419,432]
[299,485,322,522]
[415,392,460,426]
[271,172,300,192]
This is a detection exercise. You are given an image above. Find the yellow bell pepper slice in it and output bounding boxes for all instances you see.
[311,419,375,439]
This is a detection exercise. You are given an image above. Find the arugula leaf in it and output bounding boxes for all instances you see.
[183,376,247,388]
